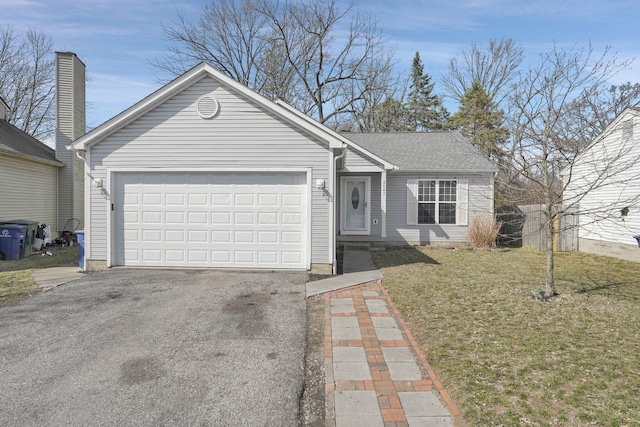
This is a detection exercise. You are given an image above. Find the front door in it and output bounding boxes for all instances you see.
[340,176,370,235]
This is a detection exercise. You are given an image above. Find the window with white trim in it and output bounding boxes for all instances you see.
[406,178,468,226]
[417,180,457,224]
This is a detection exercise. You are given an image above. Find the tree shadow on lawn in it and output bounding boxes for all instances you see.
[568,276,640,302]
[372,245,440,269]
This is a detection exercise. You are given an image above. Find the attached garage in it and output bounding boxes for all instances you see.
[112,171,309,269]
[70,62,347,273]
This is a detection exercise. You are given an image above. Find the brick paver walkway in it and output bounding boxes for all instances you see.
[323,280,464,427]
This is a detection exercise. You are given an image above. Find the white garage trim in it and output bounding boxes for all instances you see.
[106,168,312,270]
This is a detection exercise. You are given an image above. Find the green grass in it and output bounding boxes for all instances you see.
[373,246,640,426]
[0,245,78,306]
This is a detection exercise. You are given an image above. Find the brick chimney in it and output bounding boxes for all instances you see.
[55,52,86,233]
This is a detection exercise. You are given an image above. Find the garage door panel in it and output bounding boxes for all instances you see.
[258,231,278,244]
[166,250,185,262]
[114,172,307,269]
[258,212,278,225]
[283,212,302,224]
[186,250,206,262]
[211,251,231,263]
[211,212,230,224]
[235,194,255,206]
[142,211,161,223]
[166,230,185,242]
[189,193,208,205]
[143,193,162,205]
[259,194,278,205]
[282,252,302,264]
[212,193,231,205]
[235,212,255,225]
[165,193,185,205]
[165,212,185,224]
[142,249,161,262]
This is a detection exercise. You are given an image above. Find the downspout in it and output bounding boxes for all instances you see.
[331,144,347,274]
[73,148,86,161]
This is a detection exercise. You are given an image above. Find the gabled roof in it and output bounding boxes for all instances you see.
[342,132,498,173]
[562,107,640,175]
[70,62,385,171]
[0,119,64,167]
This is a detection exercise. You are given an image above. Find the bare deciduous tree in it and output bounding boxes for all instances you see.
[341,45,401,132]
[156,0,394,127]
[505,43,639,298]
[0,26,56,141]
[556,82,640,152]
[443,37,523,106]
[155,0,269,89]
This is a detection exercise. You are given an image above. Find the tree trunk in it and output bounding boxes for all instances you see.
[545,212,556,298]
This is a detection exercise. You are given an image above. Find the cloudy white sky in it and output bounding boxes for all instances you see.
[3,0,639,128]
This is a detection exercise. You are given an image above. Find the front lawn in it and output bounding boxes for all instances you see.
[0,245,78,306]
[373,246,640,426]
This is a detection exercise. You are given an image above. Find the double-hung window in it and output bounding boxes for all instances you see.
[407,179,468,226]
[417,180,457,224]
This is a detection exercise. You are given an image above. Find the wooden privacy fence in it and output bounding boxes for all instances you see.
[496,205,579,252]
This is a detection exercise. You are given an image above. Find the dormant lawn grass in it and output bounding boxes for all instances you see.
[372,246,640,426]
[0,245,78,306]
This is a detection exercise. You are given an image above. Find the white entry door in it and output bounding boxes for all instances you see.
[340,176,370,235]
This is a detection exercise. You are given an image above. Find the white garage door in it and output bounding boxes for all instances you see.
[113,172,307,269]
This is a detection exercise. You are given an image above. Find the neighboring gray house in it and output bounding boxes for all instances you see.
[67,60,496,273]
[0,52,85,238]
[564,107,640,262]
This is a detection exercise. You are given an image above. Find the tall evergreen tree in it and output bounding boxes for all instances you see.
[406,52,449,131]
[372,96,409,132]
[449,81,508,159]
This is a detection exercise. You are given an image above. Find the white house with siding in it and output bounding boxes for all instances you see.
[68,60,496,273]
[564,107,640,262]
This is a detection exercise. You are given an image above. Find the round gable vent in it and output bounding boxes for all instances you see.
[196,94,219,119]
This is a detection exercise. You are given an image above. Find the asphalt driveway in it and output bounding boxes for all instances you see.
[0,269,308,426]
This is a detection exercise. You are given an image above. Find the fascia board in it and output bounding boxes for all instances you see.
[0,147,65,167]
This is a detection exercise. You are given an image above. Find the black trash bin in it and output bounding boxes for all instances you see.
[0,224,26,260]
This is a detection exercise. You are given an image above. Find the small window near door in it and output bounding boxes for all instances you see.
[417,180,457,224]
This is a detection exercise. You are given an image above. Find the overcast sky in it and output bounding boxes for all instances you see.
[3,0,639,129]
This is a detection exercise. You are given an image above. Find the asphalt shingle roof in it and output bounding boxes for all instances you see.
[0,119,62,166]
[343,131,498,172]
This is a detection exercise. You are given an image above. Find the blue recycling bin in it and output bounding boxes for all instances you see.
[76,230,85,268]
[5,220,38,257]
[0,224,27,260]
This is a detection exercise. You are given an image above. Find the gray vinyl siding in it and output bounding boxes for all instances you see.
[386,172,494,244]
[0,155,59,227]
[343,146,383,170]
[88,76,331,264]
[336,172,382,237]
[55,53,85,232]
[565,112,640,247]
